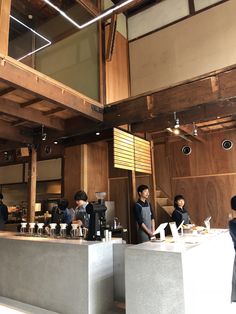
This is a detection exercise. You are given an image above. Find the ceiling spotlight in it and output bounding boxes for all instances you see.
[53,140,58,145]
[193,122,198,136]
[41,125,47,141]
[174,112,180,128]
[96,132,100,136]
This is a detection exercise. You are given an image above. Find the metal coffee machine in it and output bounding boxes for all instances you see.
[85,192,107,241]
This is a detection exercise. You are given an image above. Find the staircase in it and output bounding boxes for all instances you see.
[156,189,174,217]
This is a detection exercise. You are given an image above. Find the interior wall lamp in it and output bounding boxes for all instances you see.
[43,0,135,29]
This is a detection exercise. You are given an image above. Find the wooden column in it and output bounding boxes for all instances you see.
[0,0,11,55]
[27,147,37,223]
[150,140,157,219]
[80,144,88,192]
[128,170,137,244]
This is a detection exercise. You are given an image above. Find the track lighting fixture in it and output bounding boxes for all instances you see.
[193,122,198,136]
[174,112,180,129]
[41,125,47,141]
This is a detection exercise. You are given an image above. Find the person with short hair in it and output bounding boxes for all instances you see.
[0,193,8,231]
[172,194,191,227]
[134,185,155,243]
[51,198,71,225]
[229,195,236,302]
[73,190,89,228]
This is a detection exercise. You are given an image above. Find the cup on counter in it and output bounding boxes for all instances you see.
[71,224,79,238]
[49,223,57,237]
[29,222,35,235]
[20,222,27,234]
[37,223,44,236]
[60,223,67,238]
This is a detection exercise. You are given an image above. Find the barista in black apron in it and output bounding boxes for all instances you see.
[172,194,190,227]
[134,185,155,243]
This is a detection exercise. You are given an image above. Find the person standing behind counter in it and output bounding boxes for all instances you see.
[0,193,8,231]
[72,190,90,228]
[172,194,191,227]
[229,195,236,303]
[134,185,155,243]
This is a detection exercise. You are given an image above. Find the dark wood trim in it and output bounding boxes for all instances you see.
[106,14,117,62]
[188,0,195,15]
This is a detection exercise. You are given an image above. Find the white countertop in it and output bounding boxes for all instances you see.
[128,228,228,253]
[0,231,122,246]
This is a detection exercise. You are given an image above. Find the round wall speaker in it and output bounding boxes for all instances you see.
[181,146,192,155]
[222,140,233,150]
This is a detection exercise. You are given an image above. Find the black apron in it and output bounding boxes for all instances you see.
[137,203,152,243]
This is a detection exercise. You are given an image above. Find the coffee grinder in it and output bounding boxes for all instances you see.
[85,192,107,241]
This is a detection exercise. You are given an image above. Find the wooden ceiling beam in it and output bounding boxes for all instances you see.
[21,98,42,108]
[0,97,65,131]
[0,86,15,96]
[0,54,103,122]
[0,120,33,144]
[76,0,100,16]
[178,124,205,143]
[131,99,236,133]
[43,107,66,116]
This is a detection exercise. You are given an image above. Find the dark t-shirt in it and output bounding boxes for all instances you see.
[0,202,8,222]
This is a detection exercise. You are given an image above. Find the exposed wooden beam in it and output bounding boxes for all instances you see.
[0,97,65,131]
[0,54,103,122]
[132,99,236,133]
[179,124,205,143]
[43,107,65,116]
[76,0,100,16]
[0,86,15,96]
[0,120,33,143]
[0,0,11,55]
[11,120,29,127]
[21,98,42,108]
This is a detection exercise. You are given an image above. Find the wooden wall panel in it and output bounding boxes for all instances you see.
[109,178,128,228]
[106,29,130,103]
[172,175,236,228]
[64,145,82,207]
[87,141,108,201]
[154,143,172,198]
[154,129,236,228]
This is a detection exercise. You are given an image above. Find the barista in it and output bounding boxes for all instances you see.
[134,185,155,243]
[72,190,90,228]
[172,195,191,227]
[51,199,72,224]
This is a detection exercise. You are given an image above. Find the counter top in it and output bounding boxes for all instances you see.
[0,231,122,246]
[127,228,228,253]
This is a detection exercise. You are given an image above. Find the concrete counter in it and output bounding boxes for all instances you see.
[0,231,121,314]
[125,229,235,314]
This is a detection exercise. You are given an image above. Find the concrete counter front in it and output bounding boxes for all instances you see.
[125,229,235,314]
[0,232,120,314]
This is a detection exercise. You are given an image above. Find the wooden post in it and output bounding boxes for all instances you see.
[127,170,137,244]
[27,146,37,223]
[0,0,11,55]
[80,144,88,192]
[150,140,157,220]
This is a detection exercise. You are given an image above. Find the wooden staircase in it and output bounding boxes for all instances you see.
[156,189,174,217]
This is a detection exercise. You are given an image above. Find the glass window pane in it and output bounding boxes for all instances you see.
[9,0,99,101]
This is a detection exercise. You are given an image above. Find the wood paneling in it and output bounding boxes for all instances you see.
[86,141,108,201]
[0,0,11,55]
[64,141,108,206]
[172,175,236,228]
[64,145,82,207]
[105,29,130,103]
[109,178,128,228]
[154,129,236,228]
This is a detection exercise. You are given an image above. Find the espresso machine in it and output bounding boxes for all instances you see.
[85,192,107,241]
